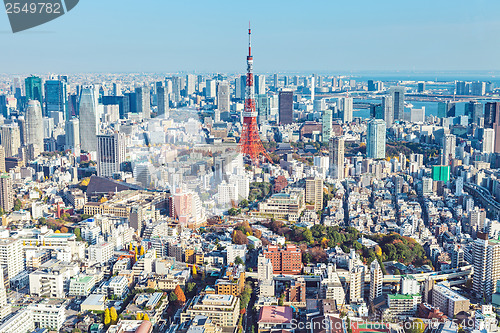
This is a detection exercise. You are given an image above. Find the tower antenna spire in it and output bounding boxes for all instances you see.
[239,24,271,164]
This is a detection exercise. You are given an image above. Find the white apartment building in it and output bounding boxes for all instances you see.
[28,302,66,331]
[0,238,23,285]
[69,275,96,296]
[87,242,114,264]
[226,244,246,264]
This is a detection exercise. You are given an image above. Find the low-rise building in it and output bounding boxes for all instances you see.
[181,294,240,328]
[257,305,293,333]
[69,275,96,296]
[432,283,470,318]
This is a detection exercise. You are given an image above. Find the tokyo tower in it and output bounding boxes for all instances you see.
[239,24,272,164]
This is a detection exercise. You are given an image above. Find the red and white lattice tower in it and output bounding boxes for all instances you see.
[239,24,272,164]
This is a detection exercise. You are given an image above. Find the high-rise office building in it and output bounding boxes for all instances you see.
[473,233,500,302]
[329,137,345,180]
[305,177,323,211]
[97,133,126,177]
[170,76,182,103]
[217,81,230,120]
[483,128,495,154]
[0,124,20,158]
[0,175,13,213]
[65,118,80,152]
[135,86,150,119]
[25,100,44,152]
[367,119,386,159]
[438,101,457,118]
[369,260,383,303]
[185,74,196,96]
[441,134,456,165]
[25,76,43,107]
[455,81,469,95]
[381,95,394,126]
[338,96,353,123]
[78,86,98,152]
[44,78,68,119]
[157,86,169,118]
[466,101,483,124]
[322,109,332,143]
[389,86,405,120]
[471,81,486,96]
[485,102,500,128]
[205,79,216,98]
[235,75,247,100]
[255,75,266,95]
[112,82,122,96]
[273,73,279,90]
[278,90,293,125]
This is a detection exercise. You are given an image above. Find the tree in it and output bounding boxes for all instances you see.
[232,230,248,245]
[109,307,118,324]
[136,312,143,320]
[228,208,239,216]
[174,285,186,304]
[169,291,178,302]
[143,313,150,321]
[303,229,313,243]
[234,256,244,265]
[103,308,111,326]
[129,243,133,252]
[74,227,82,241]
[405,319,425,333]
[374,245,382,257]
[186,282,196,295]
[192,265,197,276]
[394,269,401,275]
[140,246,145,256]
[60,226,69,233]
[13,199,22,211]
[239,199,249,208]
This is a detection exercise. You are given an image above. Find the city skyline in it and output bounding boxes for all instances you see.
[1,0,500,73]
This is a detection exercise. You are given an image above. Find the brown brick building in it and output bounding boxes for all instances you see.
[263,244,302,275]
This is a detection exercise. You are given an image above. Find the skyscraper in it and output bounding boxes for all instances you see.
[235,75,247,100]
[0,124,20,158]
[78,86,98,152]
[217,81,230,120]
[369,260,383,303]
[483,128,495,154]
[135,86,150,119]
[273,73,279,90]
[278,90,293,125]
[157,86,169,118]
[465,101,483,124]
[255,75,266,95]
[367,119,386,159]
[25,76,43,107]
[0,147,5,173]
[381,95,394,126]
[305,177,323,211]
[65,118,80,152]
[473,233,500,302]
[438,101,457,118]
[441,134,456,165]
[44,78,68,119]
[338,96,353,123]
[322,109,332,143]
[389,86,405,120]
[205,79,216,98]
[0,174,13,212]
[25,100,44,152]
[329,137,344,180]
[97,133,126,177]
[185,74,196,96]
[485,102,500,128]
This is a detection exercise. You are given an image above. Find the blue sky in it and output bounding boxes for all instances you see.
[1,0,499,73]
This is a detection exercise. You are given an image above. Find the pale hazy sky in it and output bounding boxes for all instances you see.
[1,0,499,73]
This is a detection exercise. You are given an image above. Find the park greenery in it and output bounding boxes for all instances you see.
[265,221,432,268]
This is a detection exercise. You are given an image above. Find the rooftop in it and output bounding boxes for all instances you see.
[258,306,293,323]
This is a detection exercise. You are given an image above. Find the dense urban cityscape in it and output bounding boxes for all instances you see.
[2,13,500,333]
